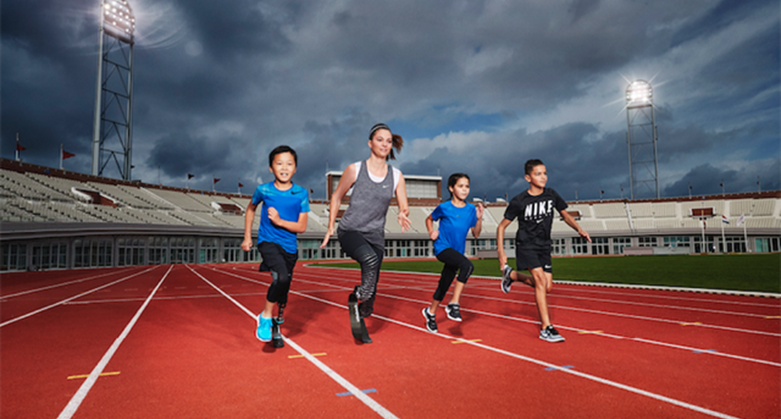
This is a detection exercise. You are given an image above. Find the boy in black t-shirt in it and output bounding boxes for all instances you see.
[496,159,590,342]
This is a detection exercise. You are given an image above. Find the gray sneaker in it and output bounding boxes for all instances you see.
[422,308,438,333]
[445,303,462,322]
[501,265,514,294]
[539,325,565,343]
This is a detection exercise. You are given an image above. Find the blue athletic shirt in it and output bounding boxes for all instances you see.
[431,201,478,255]
[251,182,310,254]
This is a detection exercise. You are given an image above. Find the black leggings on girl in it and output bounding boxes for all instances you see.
[433,248,474,302]
[338,230,383,317]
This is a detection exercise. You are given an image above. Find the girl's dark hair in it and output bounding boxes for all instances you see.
[269,145,298,167]
[447,173,470,198]
[524,159,544,175]
[369,123,403,161]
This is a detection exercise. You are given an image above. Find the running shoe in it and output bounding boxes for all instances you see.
[501,265,514,294]
[539,325,565,343]
[276,303,285,325]
[445,303,462,322]
[256,315,272,342]
[422,307,438,333]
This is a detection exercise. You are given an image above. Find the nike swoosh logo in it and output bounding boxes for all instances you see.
[291,190,302,194]
[382,185,390,188]
[536,219,544,223]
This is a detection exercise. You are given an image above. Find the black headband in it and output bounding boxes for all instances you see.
[369,123,391,139]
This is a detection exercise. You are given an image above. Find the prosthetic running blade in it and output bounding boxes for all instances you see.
[348,290,372,344]
[271,319,284,348]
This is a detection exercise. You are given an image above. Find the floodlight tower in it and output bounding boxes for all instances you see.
[625,80,659,199]
[91,0,136,180]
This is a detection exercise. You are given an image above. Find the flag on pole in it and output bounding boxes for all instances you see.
[213,178,220,184]
[737,214,745,226]
[62,150,76,160]
[238,182,244,188]
[187,173,195,179]
[15,133,24,161]
[721,215,729,224]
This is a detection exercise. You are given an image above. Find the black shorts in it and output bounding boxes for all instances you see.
[515,247,552,273]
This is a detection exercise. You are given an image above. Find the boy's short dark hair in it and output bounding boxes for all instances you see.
[524,159,544,175]
[269,145,298,167]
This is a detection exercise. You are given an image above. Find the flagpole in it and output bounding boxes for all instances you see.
[743,221,749,253]
[16,133,20,161]
[720,215,725,253]
[59,144,64,170]
[212,174,215,193]
[186,174,189,191]
[701,218,706,254]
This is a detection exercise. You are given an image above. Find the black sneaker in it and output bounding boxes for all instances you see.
[539,325,565,343]
[445,303,462,322]
[422,308,438,333]
[501,265,514,294]
[276,303,285,325]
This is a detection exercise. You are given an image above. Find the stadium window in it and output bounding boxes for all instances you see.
[571,237,588,255]
[591,237,609,255]
[2,243,27,272]
[612,237,631,255]
[663,236,690,248]
[638,237,657,247]
[553,238,566,255]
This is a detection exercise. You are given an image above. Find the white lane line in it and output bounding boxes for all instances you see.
[57,265,172,419]
[212,267,739,419]
[294,270,781,337]
[311,265,780,304]
[290,271,781,368]
[0,268,138,300]
[0,266,160,329]
[187,265,399,419]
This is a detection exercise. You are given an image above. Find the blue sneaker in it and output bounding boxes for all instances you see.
[256,315,272,342]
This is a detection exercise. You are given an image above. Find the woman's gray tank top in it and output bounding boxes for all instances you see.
[337,161,394,247]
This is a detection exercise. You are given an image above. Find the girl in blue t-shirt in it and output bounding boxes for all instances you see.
[421,173,483,333]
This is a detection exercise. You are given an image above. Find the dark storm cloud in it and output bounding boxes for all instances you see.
[170,0,294,61]
[1,0,778,198]
[670,0,769,48]
[148,132,230,178]
[664,161,780,197]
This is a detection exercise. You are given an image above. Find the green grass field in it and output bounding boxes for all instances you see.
[315,254,781,293]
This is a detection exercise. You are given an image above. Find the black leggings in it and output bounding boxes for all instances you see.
[257,241,297,305]
[432,248,474,302]
[338,230,383,317]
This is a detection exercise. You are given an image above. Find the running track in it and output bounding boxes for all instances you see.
[1,263,779,418]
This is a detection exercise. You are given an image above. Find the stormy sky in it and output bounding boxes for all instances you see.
[2,0,779,201]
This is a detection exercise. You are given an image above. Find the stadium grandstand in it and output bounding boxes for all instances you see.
[1,157,779,272]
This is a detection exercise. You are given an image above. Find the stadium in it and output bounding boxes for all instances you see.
[3,1,780,418]
[2,157,779,271]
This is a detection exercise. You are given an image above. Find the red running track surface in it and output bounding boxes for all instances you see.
[1,263,779,418]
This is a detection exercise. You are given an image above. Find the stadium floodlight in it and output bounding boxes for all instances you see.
[626,80,653,108]
[102,0,136,42]
[91,0,136,180]
[625,80,659,199]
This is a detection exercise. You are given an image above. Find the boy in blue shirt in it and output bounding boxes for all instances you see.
[496,159,590,343]
[242,145,309,344]
[422,173,483,333]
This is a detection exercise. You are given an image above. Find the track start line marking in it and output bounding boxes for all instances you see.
[67,372,120,380]
[451,339,482,344]
[337,388,377,397]
[289,353,326,359]
[545,365,575,371]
